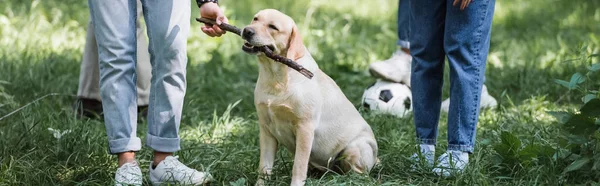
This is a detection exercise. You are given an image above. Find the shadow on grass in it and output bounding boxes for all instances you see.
[485,0,600,104]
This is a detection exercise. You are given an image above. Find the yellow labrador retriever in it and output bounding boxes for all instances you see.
[241,9,378,186]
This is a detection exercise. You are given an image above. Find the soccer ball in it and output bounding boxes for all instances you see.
[361,79,413,118]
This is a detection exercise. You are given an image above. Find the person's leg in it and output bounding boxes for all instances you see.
[76,1,151,119]
[78,19,149,105]
[368,0,413,84]
[88,0,140,155]
[74,20,103,117]
[88,0,142,184]
[445,0,495,154]
[141,0,211,184]
[409,0,447,166]
[141,0,189,160]
[134,0,151,107]
[435,0,496,176]
[410,0,447,147]
[77,20,102,102]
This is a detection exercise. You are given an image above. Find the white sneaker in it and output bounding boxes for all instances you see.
[115,161,143,186]
[432,150,469,177]
[369,50,412,85]
[441,84,497,113]
[410,144,435,170]
[149,156,213,185]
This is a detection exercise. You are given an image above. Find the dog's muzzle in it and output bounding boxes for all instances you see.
[242,42,260,54]
[241,28,275,54]
[242,27,255,40]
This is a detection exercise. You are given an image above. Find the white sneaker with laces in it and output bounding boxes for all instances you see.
[441,84,497,113]
[369,49,412,85]
[115,161,143,186]
[149,156,213,185]
[432,150,469,177]
[410,144,435,170]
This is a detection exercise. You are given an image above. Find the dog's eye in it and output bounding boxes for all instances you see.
[253,17,258,21]
[268,24,278,31]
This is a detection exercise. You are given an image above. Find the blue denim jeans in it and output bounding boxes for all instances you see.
[396,0,410,49]
[88,0,191,154]
[409,0,495,153]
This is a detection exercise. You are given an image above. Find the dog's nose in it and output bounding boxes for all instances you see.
[242,27,255,40]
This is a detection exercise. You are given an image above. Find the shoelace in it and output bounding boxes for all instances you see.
[437,153,466,169]
[117,162,141,182]
[437,153,449,163]
[163,156,197,177]
[121,162,140,173]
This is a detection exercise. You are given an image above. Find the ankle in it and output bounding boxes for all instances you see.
[400,47,410,54]
[117,151,136,167]
[152,151,173,168]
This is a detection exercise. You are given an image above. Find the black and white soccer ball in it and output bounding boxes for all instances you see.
[361,79,413,118]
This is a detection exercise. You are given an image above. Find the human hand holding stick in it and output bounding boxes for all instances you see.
[196,17,314,79]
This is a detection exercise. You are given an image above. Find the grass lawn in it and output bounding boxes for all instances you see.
[1,0,599,185]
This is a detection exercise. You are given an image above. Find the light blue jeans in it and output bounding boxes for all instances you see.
[88,0,191,154]
[409,0,495,153]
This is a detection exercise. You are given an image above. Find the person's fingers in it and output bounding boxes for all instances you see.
[216,14,229,25]
[221,16,229,24]
[206,30,215,37]
[201,25,211,32]
[204,24,219,36]
[216,14,223,25]
[212,24,224,34]
[201,26,210,35]
[203,11,226,35]
[453,0,460,6]
[207,29,218,37]
[202,27,217,37]
[199,8,228,37]
[461,0,468,10]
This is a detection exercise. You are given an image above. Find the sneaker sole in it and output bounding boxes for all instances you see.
[150,179,211,186]
[369,68,402,83]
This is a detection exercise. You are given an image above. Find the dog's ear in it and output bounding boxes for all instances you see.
[286,24,305,61]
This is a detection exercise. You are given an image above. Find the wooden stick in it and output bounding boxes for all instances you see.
[196,18,243,36]
[196,17,314,79]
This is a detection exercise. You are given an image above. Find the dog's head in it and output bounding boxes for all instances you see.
[241,9,305,61]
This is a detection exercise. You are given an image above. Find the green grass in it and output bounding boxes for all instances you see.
[1,0,599,185]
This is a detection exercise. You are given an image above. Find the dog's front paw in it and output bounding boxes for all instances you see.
[255,172,271,186]
[255,178,266,186]
[290,180,305,186]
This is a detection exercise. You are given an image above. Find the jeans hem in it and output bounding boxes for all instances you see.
[146,133,180,153]
[108,137,142,154]
[448,144,474,153]
[397,40,410,49]
[417,138,436,145]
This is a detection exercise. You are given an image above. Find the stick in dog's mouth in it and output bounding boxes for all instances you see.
[242,42,275,54]
[195,17,314,79]
[243,42,313,78]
